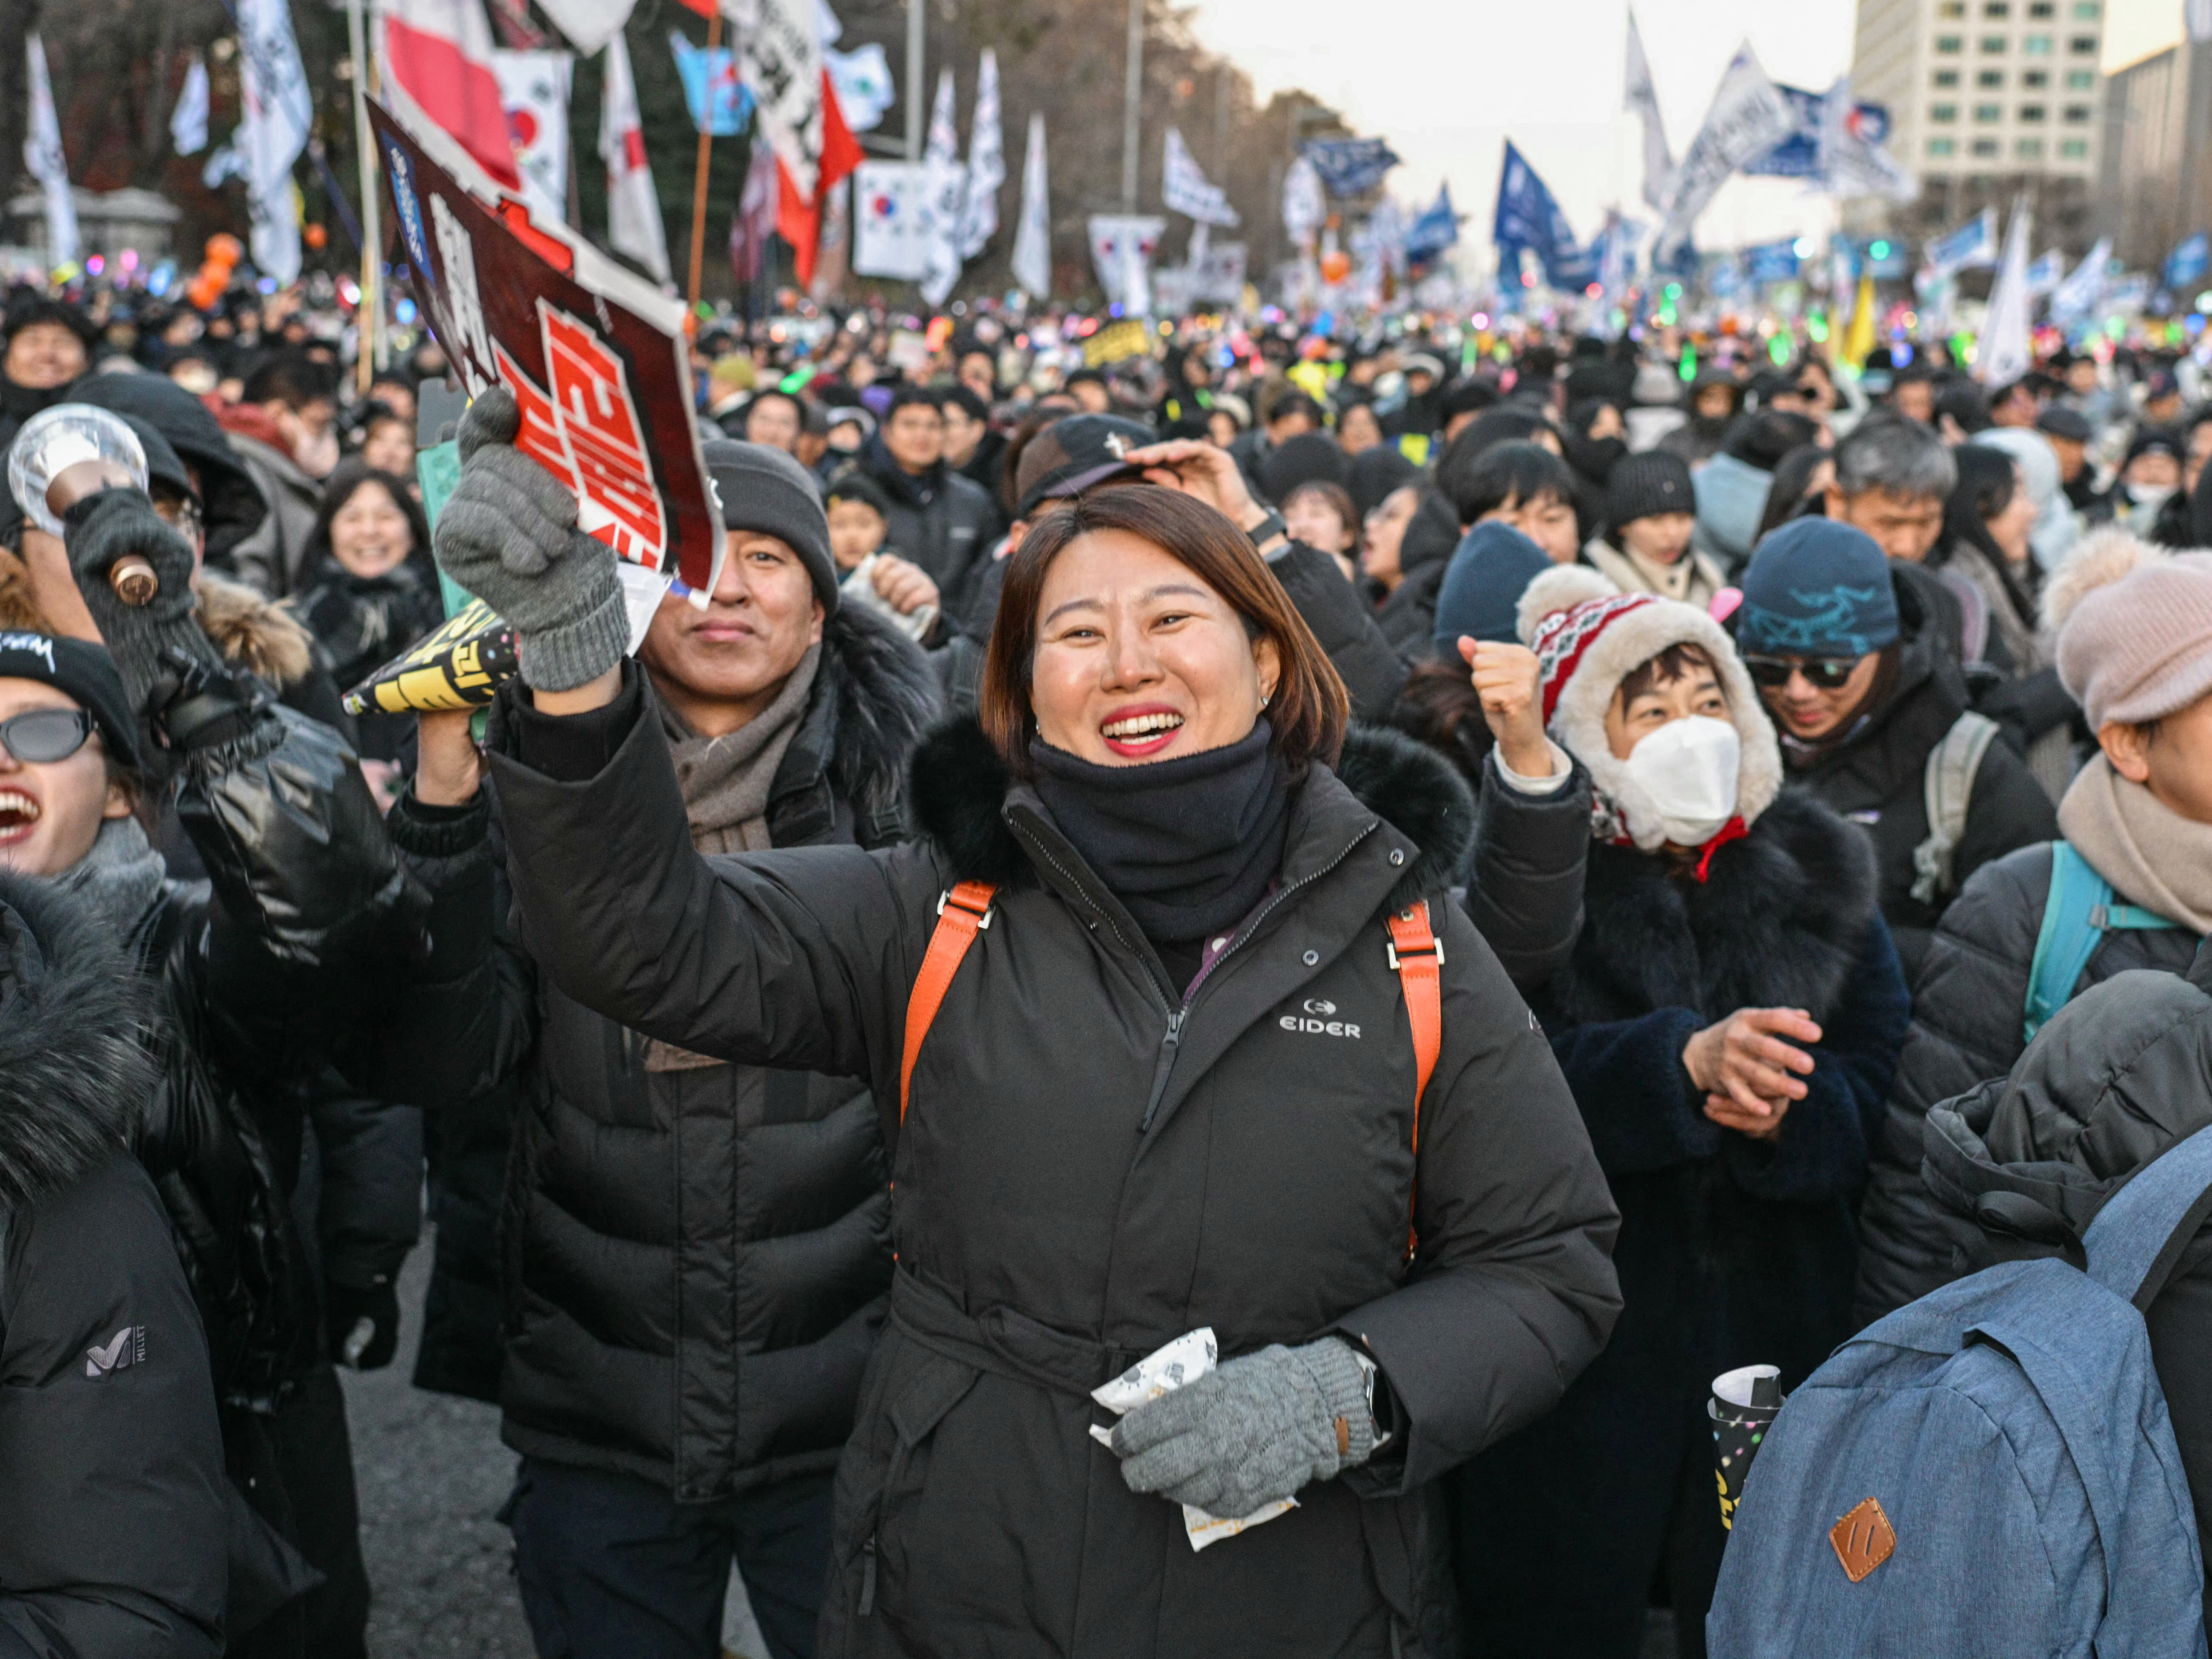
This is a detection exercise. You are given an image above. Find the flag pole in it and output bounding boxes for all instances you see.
[686,9,722,310]
[346,0,384,390]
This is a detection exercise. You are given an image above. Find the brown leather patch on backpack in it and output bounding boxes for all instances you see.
[1829,1496,1898,1582]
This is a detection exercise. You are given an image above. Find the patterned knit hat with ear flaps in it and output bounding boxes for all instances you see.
[1515,565,1784,851]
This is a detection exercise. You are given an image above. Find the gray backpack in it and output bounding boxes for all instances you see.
[1909,710,2000,906]
[1707,1123,2212,1658]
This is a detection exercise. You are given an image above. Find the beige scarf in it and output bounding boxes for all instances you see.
[2056,754,2212,934]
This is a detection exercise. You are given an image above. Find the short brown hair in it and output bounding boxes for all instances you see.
[978,485,1348,776]
[1617,641,1717,706]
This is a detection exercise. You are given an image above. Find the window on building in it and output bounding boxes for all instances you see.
[1978,67,2006,85]
[2072,1,2099,15]
[1938,0,1966,13]
[2069,34,2097,49]
[2023,69,2049,87]
[2064,102,2092,120]
[1932,102,1959,121]
[1975,102,2004,119]
[1981,33,2009,49]
[1935,68,1962,86]
[2019,103,2046,119]
[2066,68,2095,87]
[2029,0,2054,14]
[1937,33,1965,50]
[1929,137,1958,156]
[2017,137,2045,157]
[2024,33,2053,52]
[2059,137,2089,157]
[1984,0,2010,12]
[1972,137,2002,155]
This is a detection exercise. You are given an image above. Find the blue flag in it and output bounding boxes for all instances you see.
[669,32,752,137]
[1405,184,1461,264]
[1746,85,1890,178]
[2166,232,2209,291]
[1927,209,1998,276]
[1493,141,1592,291]
[1303,137,1402,197]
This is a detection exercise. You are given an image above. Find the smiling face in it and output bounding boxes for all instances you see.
[0,679,129,876]
[1754,651,1881,742]
[639,530,824,737]
[328,478,415,579]
[1029,528,1279,765]
[4,321,87,390]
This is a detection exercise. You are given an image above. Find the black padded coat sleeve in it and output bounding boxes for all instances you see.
[1268,540,1409,720]
[1463,753,1592,990]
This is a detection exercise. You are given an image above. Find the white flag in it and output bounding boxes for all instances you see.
[2050,236,2112,323]
[1162,127,1238,227]
[1977,197,2034,389]
[1624,12,1672,212]
[826,42,894,131]
[23,35,79,269]
[1653,43,1794,268]
[600,32,672,284]
[234,0,314,285]
[1817,76,1916,203]
[2025,248,2064,298]
[956,49,1003,261]
[535,0,638,55]
[493,50,573,227]
[172,54,211,157]
[1281,155,1324,247]
[917,69,966,306]
[2191,0,2212,42]
[1086,213,1164,312]
[742,0,826,203]
[852,159,930,280]
[1011,111,1051,298]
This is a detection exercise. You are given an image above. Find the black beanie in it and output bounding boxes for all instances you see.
[0,631,141,768]
[1604,451,1695,532]
[699,438,839,616]
[1258,431,1350,505]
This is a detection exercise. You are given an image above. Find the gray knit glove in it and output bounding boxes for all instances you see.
[433,386,629,692]
[1110,1338,1377,1516]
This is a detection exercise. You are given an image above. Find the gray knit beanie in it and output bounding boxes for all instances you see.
[2048,533,2212,729]
[699,438,839,616]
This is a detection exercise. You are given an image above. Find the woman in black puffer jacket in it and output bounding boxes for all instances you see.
[9,475,422,1659]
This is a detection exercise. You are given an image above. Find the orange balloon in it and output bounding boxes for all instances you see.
[206,233,244,269]
[1320,250,1351,285]
[303,223,327,250]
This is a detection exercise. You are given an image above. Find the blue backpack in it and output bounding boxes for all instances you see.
[1707,1124,2212,1659]
[2024,841,2189,1043]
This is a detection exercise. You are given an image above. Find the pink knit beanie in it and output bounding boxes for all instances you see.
[2046,530,2212,730]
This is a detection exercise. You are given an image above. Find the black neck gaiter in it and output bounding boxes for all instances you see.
[1028,720,1292,948]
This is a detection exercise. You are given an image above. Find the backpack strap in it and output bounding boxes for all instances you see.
[899,882,997,1124]
[2025,843,2186,1044]
[1910,710,2000,906]
[1386,902,1444,1261]
[2084,1121,2212,1311]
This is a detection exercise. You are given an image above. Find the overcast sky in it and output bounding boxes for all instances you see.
[1183,0,2183,256]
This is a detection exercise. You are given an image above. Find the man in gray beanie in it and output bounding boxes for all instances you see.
[397,390,941,1658]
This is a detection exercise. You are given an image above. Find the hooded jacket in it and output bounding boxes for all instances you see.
[381,602,942,1491]
[1911,948,2212,1624]
[1775,563,2058,980]
[856,433,1000,632]
[472,666,1620,1657]
[0,876,227,1659]
[219,412,324,600]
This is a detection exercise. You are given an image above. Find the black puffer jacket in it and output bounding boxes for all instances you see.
[1777,565,2057,980]
[1854,840,2203,1324]
[0,877,227,1659]
[858,435,1001,632]
[383,605,940,1495]
[482,668,1620,1658]
[1913,947,2212,1624]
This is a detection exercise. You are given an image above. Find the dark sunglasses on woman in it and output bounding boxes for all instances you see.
[0,707,95,763]
[1741,655,1860,692]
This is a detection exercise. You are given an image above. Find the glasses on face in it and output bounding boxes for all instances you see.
[1743,655,1862,692]
[0,707,94,764]
[153,495,203,541]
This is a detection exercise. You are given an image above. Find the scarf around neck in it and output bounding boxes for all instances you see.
[660,645,822,856]
[2057,754,2212,934]
[1028,719,1292,948]
[53,816,169,941]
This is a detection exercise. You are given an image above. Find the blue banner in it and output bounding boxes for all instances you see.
[1404,183,1461,264]
[1744,240,1801,284]
[1493,140,1592,291]
[1746,84,1891,178]
[2166,232,2209,291]
[670,33,752,137]
[1302,136,1402,198]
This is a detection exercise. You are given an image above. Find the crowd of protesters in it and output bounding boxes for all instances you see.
[8,262,2212,1659]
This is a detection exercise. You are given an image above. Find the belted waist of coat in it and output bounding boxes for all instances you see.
[890,1269,1149,1401]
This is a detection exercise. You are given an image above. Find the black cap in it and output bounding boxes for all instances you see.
[61,372,265,560]
[2036,405,2093,443]
[1012,414,1155,517]
[112,414,198,507]
[0,631,141,768]
[2128,426,2181,466]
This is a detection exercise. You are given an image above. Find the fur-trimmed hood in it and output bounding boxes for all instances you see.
[0,560,314,688]
[910,718,1477,914]
[0,873,157,1215]
[799,597,944,817]
[1548,787,1879,1029]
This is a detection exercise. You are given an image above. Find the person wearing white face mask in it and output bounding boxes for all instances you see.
[1450,564,1912,1659]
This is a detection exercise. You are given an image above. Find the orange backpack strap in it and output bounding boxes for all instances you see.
[1386,901,1444,1260]
[900,882,997,1124]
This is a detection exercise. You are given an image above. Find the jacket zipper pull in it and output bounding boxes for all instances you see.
[859,1535,878,1614]
[1139,1009,1186,1133]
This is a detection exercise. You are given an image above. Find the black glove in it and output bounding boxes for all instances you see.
[325,1277,401,1371]
[61,488,226,719]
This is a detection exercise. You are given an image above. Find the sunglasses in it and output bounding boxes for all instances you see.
[1742,655,1862,691]
[0,707,95,764]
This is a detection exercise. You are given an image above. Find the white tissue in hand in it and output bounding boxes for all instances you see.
[1089,1327,1297,1551]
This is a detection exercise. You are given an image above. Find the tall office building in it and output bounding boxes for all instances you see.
[1847,0,2108,246]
